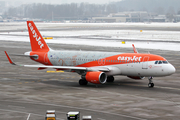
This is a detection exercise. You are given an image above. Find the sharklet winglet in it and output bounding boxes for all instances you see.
[4,51,16,65]
[132,44,138,53]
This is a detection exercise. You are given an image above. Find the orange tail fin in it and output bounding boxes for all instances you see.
[27,21,49,52]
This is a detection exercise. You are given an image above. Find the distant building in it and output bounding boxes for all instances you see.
[92,11,171,23]
[174,15,180,22]
[92,11,149,23]
[150,15,166,22]
[0,16,3,22]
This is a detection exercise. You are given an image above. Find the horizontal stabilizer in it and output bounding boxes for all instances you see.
[9,54,38,58]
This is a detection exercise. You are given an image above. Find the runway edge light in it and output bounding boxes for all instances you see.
[43,37,53,39]
[122,41,125,44]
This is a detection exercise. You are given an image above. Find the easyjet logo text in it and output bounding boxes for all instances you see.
[29,23,44,49]
[117,56,142,61]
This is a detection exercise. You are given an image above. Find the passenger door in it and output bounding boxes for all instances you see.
[142,56,149,69]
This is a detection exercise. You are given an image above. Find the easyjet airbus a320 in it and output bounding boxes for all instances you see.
[5,21,176,88]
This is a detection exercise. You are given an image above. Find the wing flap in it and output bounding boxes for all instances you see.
[24,65,87,71]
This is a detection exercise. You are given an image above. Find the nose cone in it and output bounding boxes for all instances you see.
[168,64,176,75]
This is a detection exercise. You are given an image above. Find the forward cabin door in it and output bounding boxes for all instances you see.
[142,56,149,69]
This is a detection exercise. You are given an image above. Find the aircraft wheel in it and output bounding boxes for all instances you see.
[107,76,114,83]
[148,76,154,88]
[148,83,154,88]
[79,79,88,85]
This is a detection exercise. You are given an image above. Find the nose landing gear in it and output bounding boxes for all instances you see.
[148,76,154,88]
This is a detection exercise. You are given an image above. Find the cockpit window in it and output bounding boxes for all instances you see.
[159,61,162,64]
[154,61,168,64]
[163,61,168,64]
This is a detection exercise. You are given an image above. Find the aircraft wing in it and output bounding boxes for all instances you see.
[4,51,110,72]
[24,65,109,72]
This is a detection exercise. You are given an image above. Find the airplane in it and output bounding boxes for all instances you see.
[4,21,176,88]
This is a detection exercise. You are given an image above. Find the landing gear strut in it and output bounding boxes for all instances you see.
[107,76,114,83]
[79,79,88,85]
[148,76,154,88]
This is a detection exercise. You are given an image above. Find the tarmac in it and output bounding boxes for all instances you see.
[0,24,180,120]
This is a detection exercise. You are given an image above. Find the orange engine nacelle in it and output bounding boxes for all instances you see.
[84,72,107,84]
[127,76,145,80]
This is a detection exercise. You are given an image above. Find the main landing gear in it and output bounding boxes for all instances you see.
[79,79,88,85]
[148,76,154,88]
[107,76,114,83]
[79,76,115,85]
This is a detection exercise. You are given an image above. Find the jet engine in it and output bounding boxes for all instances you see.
[127,76,145,80]
[82,72,107,84]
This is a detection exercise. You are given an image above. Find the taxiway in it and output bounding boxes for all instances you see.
[0,23,180,120]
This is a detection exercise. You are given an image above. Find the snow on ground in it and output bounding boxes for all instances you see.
[1,22,180,51]
[1,22,180,31]
[0,34,180,51]
[2,29,180,41]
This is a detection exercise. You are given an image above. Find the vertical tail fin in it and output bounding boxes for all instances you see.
[27,21,49,52]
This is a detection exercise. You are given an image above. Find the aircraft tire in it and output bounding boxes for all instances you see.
[79,79,88,85]
[148,83,154,88]
[107,76,114,83]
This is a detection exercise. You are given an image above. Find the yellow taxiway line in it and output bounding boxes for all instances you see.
[46,71,64,73]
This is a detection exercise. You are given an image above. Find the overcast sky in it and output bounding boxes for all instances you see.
[5,0,122,5]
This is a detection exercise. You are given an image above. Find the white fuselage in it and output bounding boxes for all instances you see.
[46,50,175,77]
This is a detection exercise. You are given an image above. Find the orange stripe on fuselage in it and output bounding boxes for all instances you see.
[76,53,166,67]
